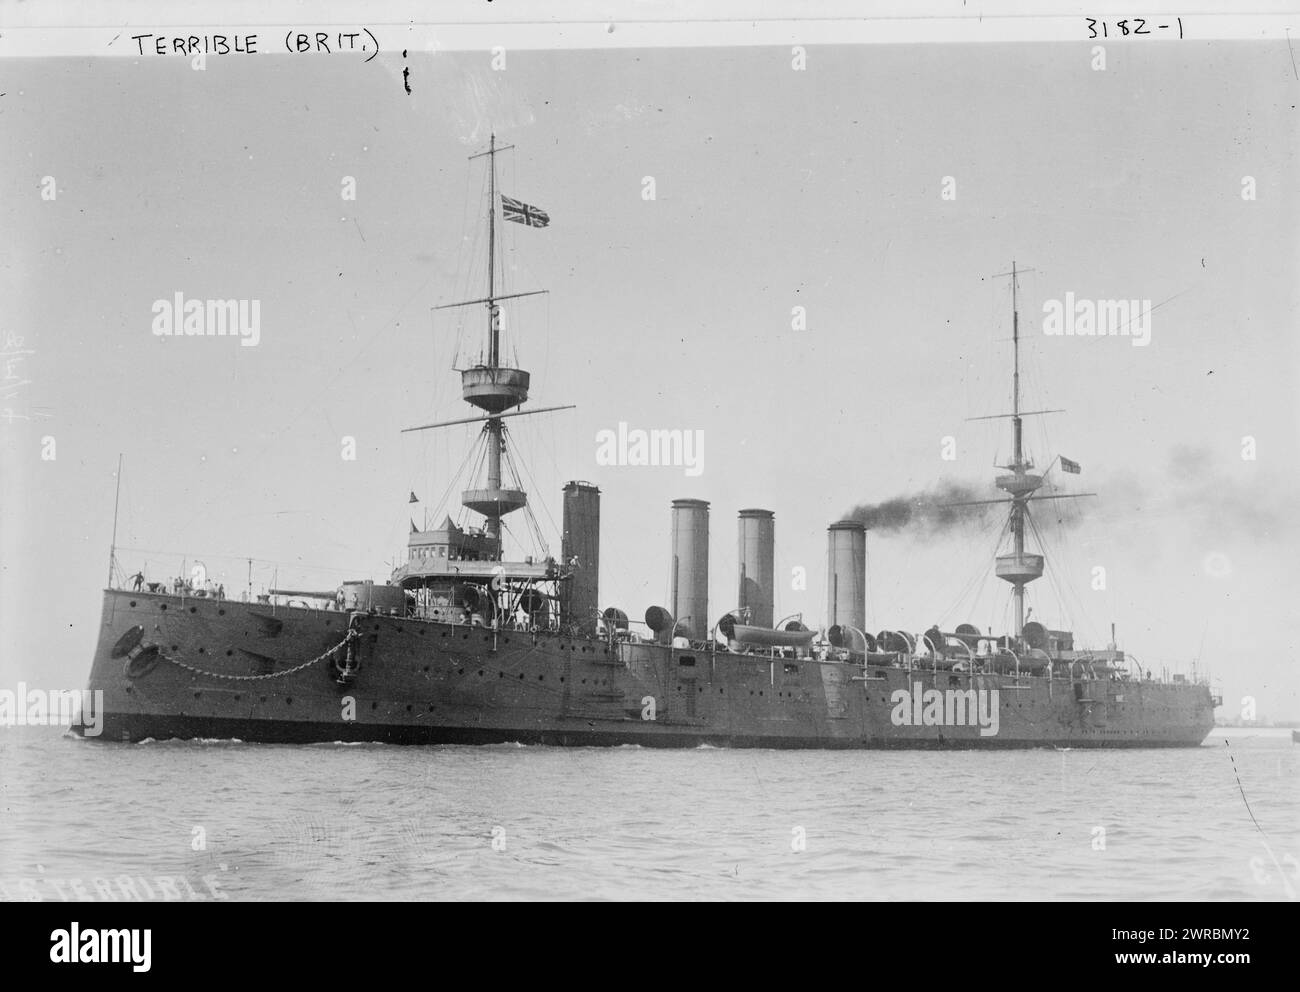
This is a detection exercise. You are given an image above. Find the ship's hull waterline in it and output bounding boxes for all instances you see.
[75,590,1215,748]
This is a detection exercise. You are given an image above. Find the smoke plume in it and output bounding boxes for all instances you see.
[843,480,1000,534]
[843,445,1289,540]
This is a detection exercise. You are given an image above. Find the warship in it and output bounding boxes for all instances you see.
[76,137,1219,748]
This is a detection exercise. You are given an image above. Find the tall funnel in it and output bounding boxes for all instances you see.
[670,499,710,640]
[737,509,775,628]
[827,520,866,633]
[560,481,600,634]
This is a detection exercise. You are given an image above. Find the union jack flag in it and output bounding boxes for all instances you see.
[501,194,550,228]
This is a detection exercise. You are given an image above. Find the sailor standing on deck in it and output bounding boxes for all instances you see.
[130,571,144,591]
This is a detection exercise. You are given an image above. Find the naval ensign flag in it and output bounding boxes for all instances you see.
[501,194,550,227]
[1060,456,1082,474]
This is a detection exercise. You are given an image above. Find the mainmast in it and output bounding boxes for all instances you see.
[993,262,1044,637]
[957,263,1095,639]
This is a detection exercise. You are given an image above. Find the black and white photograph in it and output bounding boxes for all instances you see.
[1,0,1297,930]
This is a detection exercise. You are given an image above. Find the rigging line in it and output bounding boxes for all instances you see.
[452,432,491,532]
[937,534,991,626]
[502,438,559,550]
[449,154,475,364]
[1040,487,1088,632]
[513,412,568,546]
[458,166,492,364]
[520,476,551,557]
[115,546,368,577]
[432,430,481,516]
[1032,505,1091,639]
[428,436,481,525]
[925,514,982,624]
[965,515,1014,625]
[456,166,490,365]
[938,514,1009,627]
[496,443,538,554]
[963,515,1011,619]
[520,504,543,555]
[1026,510,1092,642]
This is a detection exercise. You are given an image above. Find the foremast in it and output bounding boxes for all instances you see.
[451,134,528,551]
[396,135,577,628]
[407,134,561,553]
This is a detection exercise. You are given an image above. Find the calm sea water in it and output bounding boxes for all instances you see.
[1,727,1296,901]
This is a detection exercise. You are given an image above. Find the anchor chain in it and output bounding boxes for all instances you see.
[160,633,355,682]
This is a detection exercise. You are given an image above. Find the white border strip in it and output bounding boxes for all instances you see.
[0,2,1295,56]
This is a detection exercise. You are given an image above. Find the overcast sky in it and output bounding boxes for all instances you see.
[2,40,1297,719]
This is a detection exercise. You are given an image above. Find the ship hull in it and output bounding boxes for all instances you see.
[77,590,1216,748]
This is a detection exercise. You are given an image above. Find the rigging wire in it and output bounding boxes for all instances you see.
[938,513,1012,628]
[501,426,561,554]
